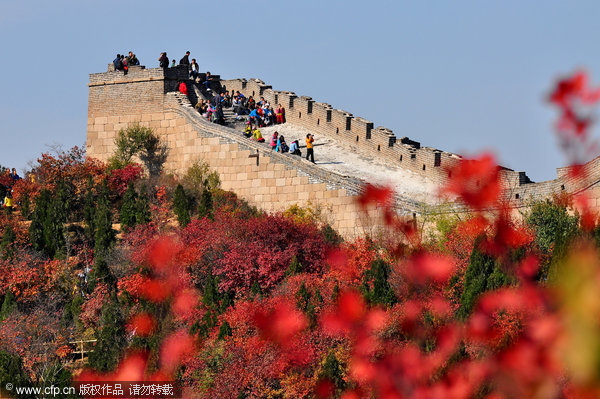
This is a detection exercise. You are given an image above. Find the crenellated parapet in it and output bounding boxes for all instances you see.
[222,78,474,187]
[221,76,600,208]
[86,65,600,229]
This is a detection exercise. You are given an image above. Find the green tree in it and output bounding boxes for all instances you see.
[197,188,213,219]
[83,177,96,245]
[94,181,115,261]
[192,271,232,338]
[458,237,512,319]
[43,181,70,258]
[526,199,579,281]
[135,189,152,226]
[120,183,138,230]
[87,294,127,372]
[173,184,191,227]
[21,191,31,220]
[29,184,68,259]
[295,282,317,328]
[109,124,167,176]
[30,189,51,253]
[0,291,16,321]
[217,321,232,340]
[0,350,33,398]
[0,224,16,260]
[360,259,397,307]
[182,161,220,195]
[318,351,346,398]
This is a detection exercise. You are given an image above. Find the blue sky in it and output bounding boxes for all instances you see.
[1,0,599,181]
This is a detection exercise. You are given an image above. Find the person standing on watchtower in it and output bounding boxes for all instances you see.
[158,52,169,69]
[180,51,190,66]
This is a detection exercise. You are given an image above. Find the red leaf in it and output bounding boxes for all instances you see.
[139,278,172,302]
[253,300,307,346]
[160,330,196,374]
[358,184,394,208]
[443,153,501,209]
[172,289,200,319]
[128,313,156,337]
[147,236,181,273]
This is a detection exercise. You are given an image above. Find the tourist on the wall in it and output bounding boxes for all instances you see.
[190,59,199,80]
[202,71,213,92]
[221,91,232,107]
[270,132,279,150]
[180,51,190,66]
[252,128,265,142]
[121,55,128,75]
[205,100,214,120]
[171,59,176,68]
[178,81,188,95]
[243,123,253,138]
[276,135,289,153]
[3,190,13,214]
[127,51,140,66]
[158,52,169,69]
[248,108,260,129]
[306,134,315,163]
[113,54,121,71]
[276,104,284,124]
[289,140,301,156]
[232,96,249,117]
[212,103,225,125]
[115,55,124,73]
[262,107,272,126]
[195,99,208,115]
[10,168,20,183]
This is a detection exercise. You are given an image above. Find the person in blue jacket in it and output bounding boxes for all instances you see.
[248,108,260,129]
[113,54,121,70]
[289,140,301,156]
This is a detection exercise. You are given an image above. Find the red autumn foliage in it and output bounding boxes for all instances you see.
[79,283,109,328]
[203,213,331,296]
[108,163,144,195]
[5,69,600,398]
[31,146,106,194]
[550,70,600,167]
[443,153,501,209]
[127,313,156,337]
[0,309,71,380]
[0,251,68,301]
[253,299,308,347]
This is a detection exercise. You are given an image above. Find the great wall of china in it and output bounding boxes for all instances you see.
[86,64,600,236]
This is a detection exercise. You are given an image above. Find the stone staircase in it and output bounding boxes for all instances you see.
[167,92,426,215]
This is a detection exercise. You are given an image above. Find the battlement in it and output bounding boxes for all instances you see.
[222,78,550,190]
[86,66,600,230]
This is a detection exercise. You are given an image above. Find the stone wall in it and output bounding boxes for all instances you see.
[221,77,600,207]
[87,66,401,237]
[87,65,600,236]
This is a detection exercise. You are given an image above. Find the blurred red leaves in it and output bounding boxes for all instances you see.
[550,70,600,166]
[127,313,156,337]
[357,185,394,208]
[253,300,307,347]
[443,153,501,209]
[402,253,456,285]
[160,330,196,374]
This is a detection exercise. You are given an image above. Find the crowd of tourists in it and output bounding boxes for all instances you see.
[242,128,315,163]
[1,168,21,214]
[112,51,140,75]
[237,96,286,128]
[110,50,317,162]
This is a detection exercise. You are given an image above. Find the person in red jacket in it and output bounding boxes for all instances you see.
[178,81,188,95]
